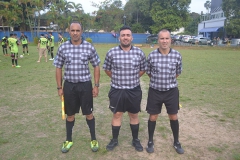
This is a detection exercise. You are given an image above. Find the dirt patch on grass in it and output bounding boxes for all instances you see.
[92,80,240,160]
[97,106,240,160]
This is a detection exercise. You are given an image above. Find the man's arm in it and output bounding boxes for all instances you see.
[94,66,100,85]
[49,38,52,46]
[104,70,112,78]
[139,71,145,77]
[56,67,63,97]
[37,40,40,49]
[92,66,100,97]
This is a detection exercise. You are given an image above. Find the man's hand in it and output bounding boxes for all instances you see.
[92,87,99,97]
[58,89,63,100]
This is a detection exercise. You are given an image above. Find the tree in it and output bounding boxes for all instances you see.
[222,0,240,38]
[131,23,145,33]
[184,12,201,35]
[150,0,191,34]
[93,0,124,32]
[72,2,83,13]
[124,0,154,33]
[53,0,74,31]
[204,0,211,13]
[0,0,22,32]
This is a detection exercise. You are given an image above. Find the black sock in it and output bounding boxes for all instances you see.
[112,125,121,139]
[86,117,96,140]
[148,120,156,142]
[27,50,28,53]
[23,51,25,54]
[66,119,75,141]
[15,59,18,66]
[170,120,179,143]
[11,59,14,65]
[51,52,54,59]
[130,123,139,140]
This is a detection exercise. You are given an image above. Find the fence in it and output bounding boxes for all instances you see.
[0,31,150,44]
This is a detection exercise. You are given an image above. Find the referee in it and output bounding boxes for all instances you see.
[103,26,146,152]
[145,29,184,154]
[54,21,100,153]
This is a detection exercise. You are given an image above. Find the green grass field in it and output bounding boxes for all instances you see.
[0,44,240,160]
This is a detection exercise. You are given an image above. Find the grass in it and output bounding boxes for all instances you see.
[0,44,240,160]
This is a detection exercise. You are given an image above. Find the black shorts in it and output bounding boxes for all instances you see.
[11,53,18,59]
[22,44,28,48]
[63,80,93,116]
[2,45,7,49]
[51,47,54,51]
[108,85,142,114]
[146,87,179,115]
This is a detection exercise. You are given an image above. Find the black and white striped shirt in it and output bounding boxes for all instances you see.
[146,48,182,91]
[103,45,146,89]
[54,40,100,83]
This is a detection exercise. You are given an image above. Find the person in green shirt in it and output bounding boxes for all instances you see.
[1,36,8,56]
[49,32,55,60]
[37,34,48,62]
[58,33,64,47]
[20,32,29,55]
[8,34,21,67]
[45,34,51,55]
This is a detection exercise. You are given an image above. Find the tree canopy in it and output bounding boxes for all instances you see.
[0,0,204,36]
[222,0,240,38]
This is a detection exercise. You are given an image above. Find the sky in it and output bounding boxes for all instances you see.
[69,0,207,14]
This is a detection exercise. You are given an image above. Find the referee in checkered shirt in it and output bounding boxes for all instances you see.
[54,22,100,153]
[103,26,146,152]
[145,29,184,154]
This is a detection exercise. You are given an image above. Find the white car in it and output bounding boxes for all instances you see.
[192,37,212,45]
[182,36,191,43]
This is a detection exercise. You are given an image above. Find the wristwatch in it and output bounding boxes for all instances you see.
[94,84,99,87]
[57,87,62,90]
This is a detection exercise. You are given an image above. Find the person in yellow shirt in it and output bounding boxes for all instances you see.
[20,32,29,55]
[8,34,21,67]
[1,36,8,56]
[37,34,48,62]
[58,33,64,47]
[49,32,55,60]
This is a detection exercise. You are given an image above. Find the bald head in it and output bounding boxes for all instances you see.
[158,29,171,38]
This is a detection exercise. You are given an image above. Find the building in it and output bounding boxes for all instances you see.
[198,0,226,40]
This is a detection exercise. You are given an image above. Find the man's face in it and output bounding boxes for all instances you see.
[119,29,133,48]
[69,23,82,43]
[158,31,171,50]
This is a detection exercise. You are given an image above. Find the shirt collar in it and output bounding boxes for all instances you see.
[70,39,83,45]
[119,45,133,51]
[157,48,172,55]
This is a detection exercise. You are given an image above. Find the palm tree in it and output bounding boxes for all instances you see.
[55,0,74,31]
[31,0,45,36]
[204,0,211,13]
[72,3,83,13]
[0,0,22,33]
[46,4,59,31]
[17,0,35,38]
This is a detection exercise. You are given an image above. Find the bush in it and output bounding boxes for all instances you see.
[86,37,92,43]
[33,37,39,45]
